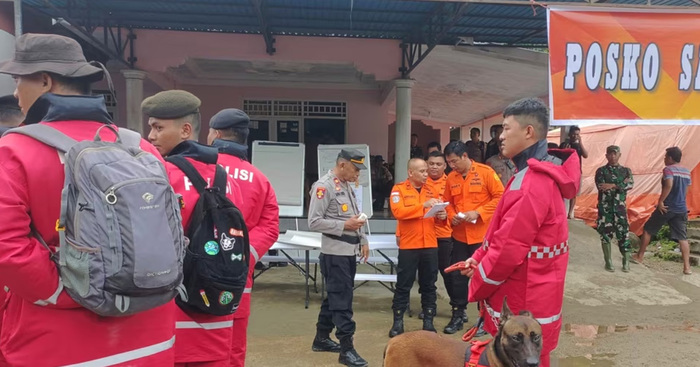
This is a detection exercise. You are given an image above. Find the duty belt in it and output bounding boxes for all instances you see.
[324,234,361,245]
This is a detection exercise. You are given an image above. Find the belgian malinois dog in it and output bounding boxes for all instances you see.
[383,297,542,367]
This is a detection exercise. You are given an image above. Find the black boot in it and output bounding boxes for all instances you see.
[338,337,368,367]
[422,308,437,332]
[443,307,466,334]
[389,309,405,338]
[311,330,341,353]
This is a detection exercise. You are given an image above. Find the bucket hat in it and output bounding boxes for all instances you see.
[0,33,103,80]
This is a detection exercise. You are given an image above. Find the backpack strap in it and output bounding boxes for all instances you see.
[213,164,228,192]
[5,124,77,152]
[118,128,143,149]
[166,155,208,194]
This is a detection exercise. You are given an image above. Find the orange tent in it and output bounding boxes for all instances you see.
[548,125,700,235]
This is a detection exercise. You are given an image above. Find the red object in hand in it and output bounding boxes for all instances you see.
[444,261,476,273]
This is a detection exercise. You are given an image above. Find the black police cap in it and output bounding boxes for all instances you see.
[209,108,251,130]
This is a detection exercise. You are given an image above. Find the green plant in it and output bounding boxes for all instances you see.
[652,225,681,261]
[654,224,671,241]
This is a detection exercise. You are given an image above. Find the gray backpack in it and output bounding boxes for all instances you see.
[8,124,186,317]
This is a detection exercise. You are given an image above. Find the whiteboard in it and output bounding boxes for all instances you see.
[317,144,373,218]
[252,141,305,217]
[0,32,16,96]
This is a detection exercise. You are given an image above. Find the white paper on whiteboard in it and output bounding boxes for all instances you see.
[352,185,363,214]
[424,202,449,218]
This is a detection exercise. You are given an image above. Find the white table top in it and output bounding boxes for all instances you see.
[367,234,398,250]
[271,232,398,251]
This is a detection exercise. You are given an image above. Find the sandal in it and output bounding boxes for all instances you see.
[683,270,693,275]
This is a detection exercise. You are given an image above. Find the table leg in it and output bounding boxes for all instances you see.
[305,250,310,309]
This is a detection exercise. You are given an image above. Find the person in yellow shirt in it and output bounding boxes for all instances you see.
[442,141,504,334]
[388,158,446,337]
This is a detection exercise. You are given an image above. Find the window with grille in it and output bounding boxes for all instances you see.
[243,100,347,118]
[243,100,273,116]
[303,101,346,118]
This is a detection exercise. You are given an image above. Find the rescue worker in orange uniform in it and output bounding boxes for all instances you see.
[423,151,453,310]
[388,158,447,337]
[442,140,504,334]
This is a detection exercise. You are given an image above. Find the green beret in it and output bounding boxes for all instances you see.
[141,90,201,119]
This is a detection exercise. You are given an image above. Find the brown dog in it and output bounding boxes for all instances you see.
[384,297,542,367]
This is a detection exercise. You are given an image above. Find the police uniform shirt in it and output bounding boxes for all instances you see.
[308,171,367,256]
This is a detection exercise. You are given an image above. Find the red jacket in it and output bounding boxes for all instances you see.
[468,142,580,356]
[0,94,176,367]
[164,141,245,364]
[215,142,279,320]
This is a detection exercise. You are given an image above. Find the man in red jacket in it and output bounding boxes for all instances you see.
[0,33,176,367]
[207,108,280,367]
[461,98,580,367]
[143,91,245,367]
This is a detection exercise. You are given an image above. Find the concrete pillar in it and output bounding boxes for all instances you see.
[394,79,414,183]
[121,70,147,135]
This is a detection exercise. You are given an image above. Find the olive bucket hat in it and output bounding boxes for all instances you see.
[0,33,103,81]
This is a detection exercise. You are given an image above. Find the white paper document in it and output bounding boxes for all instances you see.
[424,202,449,218]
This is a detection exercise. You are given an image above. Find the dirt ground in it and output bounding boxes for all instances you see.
[246,221,700,367]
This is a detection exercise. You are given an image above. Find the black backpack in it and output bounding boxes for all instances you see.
[166,156,250,316]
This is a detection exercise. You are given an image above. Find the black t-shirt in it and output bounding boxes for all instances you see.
[560,139,583,170]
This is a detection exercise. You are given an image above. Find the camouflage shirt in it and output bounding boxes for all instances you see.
[595,164,633,213]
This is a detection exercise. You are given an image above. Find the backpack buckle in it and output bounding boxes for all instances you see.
[55,220,65,232]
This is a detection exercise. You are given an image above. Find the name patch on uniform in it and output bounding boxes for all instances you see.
[316,187,326,199]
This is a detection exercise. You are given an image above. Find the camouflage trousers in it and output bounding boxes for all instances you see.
[597,207,630,253]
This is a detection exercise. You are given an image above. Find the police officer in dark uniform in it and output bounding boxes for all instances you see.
[308,149,369,367]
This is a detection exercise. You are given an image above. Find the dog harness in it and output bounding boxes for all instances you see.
[464,340,490,367]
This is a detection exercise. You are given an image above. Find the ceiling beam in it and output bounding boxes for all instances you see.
[250,0,276,55]
[400,2,470,78]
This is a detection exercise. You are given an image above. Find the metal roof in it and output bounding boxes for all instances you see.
[23,0,700,50]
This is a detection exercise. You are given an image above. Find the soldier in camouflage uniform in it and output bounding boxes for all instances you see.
[595,145,634,272]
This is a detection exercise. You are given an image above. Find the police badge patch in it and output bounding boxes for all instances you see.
[316,187,326,199]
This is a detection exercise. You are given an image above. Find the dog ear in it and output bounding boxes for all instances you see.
[501,296,514,322]
[518,310,533,318]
